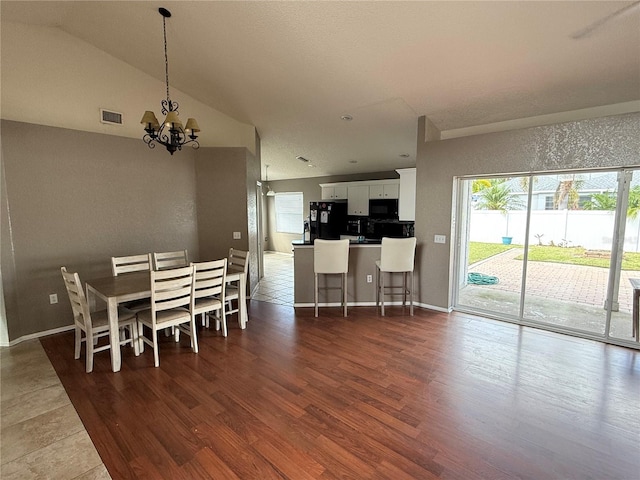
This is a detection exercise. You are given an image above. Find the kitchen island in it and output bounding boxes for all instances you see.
[292,239,383,307]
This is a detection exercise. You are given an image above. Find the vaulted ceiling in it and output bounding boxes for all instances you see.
[2,1,639,179]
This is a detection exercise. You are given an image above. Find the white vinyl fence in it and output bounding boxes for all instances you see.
[470,210,640,252]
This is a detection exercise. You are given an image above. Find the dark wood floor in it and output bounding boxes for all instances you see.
[41,302,640,479]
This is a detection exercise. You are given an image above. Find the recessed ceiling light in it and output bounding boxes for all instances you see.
[307,164,315,167]
[399,153,410,158]
[341,115,353,121]
[348,160,358,164]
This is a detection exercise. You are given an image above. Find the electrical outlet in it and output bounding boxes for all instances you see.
[233,231,241,240]
[366,274,373,283]
[49,294,58,304]
[434,234,446,244]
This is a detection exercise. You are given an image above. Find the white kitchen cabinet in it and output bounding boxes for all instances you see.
[369,183,399,199]
[397,168,416,221]
[347,185,369,216]
[321,185,347,200]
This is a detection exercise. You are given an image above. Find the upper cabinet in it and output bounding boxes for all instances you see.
[397,168,416,221]
[321,185,347,200]
[347,185,369,216]
[369,183,399,199]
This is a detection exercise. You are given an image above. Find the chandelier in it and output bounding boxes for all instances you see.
[141,8,200,155]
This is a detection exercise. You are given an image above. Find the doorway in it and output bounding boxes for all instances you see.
[454,169,640,347]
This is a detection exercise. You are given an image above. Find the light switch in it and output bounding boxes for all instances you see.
[233,231,241,240]
[434,234,446,244]
[49,294,58,304]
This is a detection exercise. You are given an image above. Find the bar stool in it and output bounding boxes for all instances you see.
[314,239,350,317]
[376,237,417,315]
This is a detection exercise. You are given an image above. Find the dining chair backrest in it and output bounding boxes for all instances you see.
[153,249,188,271]
[228,248,249,276]
[60,267,91,328]
[150,265,194,313]
[111,254,152,276]
[314,239,350,274]
[192,259,227,302]
[379,237,417,272]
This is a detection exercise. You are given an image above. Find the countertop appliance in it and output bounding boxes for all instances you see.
[346,216,367,236]
[369,198,398,219]
[309,201,348,241]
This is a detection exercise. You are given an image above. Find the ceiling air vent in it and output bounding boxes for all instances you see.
[296,155,309,163]
[100,109,123,125]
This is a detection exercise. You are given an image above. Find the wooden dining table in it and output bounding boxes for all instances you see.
[86,270,248,372]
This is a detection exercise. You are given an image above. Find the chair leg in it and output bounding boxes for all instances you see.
[220,309,228,337]
[190,320,199,353]
[375,267,380,308]
[131,323,140,356]
[381,271,385,316]
[343,273,347,317]
[86,331,94,373]
[74,326,82,360]
[402,272,407,306]
[152,328,160,367]
[410,271,414,316]
[138,322,146,353]
[314,273,319,317]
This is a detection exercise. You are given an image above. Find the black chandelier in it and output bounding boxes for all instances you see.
[141,7,200,155]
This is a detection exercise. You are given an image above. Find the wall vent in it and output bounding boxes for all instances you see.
[100,109,123,125]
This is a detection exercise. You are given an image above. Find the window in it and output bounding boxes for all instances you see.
[545,195,554,210]
[275,192,303,234]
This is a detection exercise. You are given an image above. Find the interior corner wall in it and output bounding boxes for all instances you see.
[0,120,199,342]
[414,112,640,310]
[195,146,260,292]
[245,134,261,294]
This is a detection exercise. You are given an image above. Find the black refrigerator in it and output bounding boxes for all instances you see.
[309,201,347,241]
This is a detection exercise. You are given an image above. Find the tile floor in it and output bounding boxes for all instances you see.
[252,251,294,306]
[0,339,110,479]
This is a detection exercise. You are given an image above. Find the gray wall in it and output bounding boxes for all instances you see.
[265,171,399,253]
[195,145,260,294]
[415,112,640,310]
[1,120,259,342]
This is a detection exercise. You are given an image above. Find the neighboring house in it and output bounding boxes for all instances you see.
[476,171,639,211]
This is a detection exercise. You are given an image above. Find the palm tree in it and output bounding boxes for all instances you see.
[554,174,584,209]
[583,192,617,211]
[476,182,524,212]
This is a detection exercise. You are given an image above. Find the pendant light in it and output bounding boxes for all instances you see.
[265,164,276,196]
[140,8,200,155]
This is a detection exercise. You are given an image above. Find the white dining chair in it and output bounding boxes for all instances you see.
[136,265,197,367]
[376,237,417,315]
[314,239,350,317]
[61,267,139,373]
[191,259,227,336]
[152,249,188,270]
[111,253,152,276]
[224,248,249,324]
[111,253,153,313]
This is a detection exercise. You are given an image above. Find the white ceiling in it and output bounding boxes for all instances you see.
[2,1,639,180]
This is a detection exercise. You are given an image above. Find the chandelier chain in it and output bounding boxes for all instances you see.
[163,15,170,105]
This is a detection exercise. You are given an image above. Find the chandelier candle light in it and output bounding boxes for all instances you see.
[141,7,200,155]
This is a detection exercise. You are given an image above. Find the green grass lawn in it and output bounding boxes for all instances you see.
[469,242,640,270]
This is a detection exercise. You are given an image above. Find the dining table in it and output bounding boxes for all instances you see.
[86,269,248,372]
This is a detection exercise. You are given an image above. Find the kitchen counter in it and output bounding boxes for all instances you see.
[292,238,382,246]
[292,240,383,307]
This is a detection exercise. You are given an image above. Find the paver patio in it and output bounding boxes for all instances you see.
[458,248,640,340]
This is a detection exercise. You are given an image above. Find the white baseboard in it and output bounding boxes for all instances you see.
[0,324,74,348]
[293,301,451,313]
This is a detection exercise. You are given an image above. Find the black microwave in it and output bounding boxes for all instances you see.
[369,199,398,219]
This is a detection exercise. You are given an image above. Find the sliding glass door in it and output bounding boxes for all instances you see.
[454,168,640,347]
